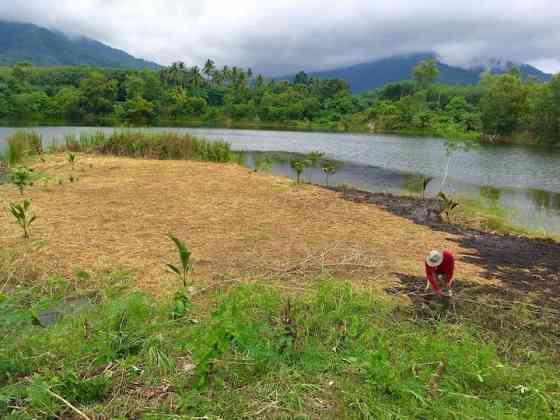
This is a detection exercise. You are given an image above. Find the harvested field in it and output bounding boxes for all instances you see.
[1,154,555,307]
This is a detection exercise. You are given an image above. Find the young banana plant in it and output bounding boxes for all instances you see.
[9,199,37,239]
[167,233,192,287]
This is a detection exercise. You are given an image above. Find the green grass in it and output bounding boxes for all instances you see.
[4,131,43,167]
[453,196,560,240]
[48,129,235,163]
[1,270,558,419]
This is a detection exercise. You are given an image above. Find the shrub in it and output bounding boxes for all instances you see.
[8,165,37,195]
[8,199,37,239]
[290,159,305,184]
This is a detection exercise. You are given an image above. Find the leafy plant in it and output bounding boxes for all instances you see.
[8,165,36,195]
[167,233,192,287]
[68,153,76,169]
[321,160,337,187]
[170,289,192,319]
[290,159,305,184]
[9,199,37,239]
[437,192,459,218]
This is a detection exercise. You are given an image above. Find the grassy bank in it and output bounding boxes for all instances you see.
[59,130,235,163]
[1,129,238,169]
[1,267,559,419]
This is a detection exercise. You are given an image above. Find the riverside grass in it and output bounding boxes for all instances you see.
[4,130,43,166]
[1,271,559,419]
[60,129,234,163]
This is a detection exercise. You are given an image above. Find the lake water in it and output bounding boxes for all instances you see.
[1,126,560,235]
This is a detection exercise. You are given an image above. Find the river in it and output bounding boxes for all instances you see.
[1,126,560,234]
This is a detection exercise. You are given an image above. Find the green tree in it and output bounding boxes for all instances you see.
[79,71,117,116]
[413,59,439,89]
[49,87,81,120]
[533,74,560,143]
[479,72,528,139]
[124,74,145,99]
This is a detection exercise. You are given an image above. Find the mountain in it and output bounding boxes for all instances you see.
[0,21,160,70]
[276,53,552,94]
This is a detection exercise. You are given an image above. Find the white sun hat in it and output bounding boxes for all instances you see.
[426,250,444,267]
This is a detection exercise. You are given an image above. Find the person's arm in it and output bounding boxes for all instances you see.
[444,252,455,287]
[425,263,443,295]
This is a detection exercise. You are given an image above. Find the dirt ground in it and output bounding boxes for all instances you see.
[1,154,557,308]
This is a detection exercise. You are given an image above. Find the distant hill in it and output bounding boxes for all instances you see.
[276,53,552,94]
[0,21,160,70]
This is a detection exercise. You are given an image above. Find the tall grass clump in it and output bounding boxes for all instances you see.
[72,130,234,163]
[5,131,43,166]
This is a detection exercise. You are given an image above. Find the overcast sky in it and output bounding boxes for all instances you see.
[1,0,560,75]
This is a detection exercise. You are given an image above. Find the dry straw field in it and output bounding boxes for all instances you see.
[1,153,488,298]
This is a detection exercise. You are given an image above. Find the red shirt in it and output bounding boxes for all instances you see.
[425,250,455,295]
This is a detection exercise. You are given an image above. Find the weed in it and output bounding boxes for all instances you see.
[170,289,192,319]
[437,191,459,218]
[8,199,37,239]
[167,234,192,287]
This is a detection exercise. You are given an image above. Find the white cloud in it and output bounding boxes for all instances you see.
[1,0,559,75]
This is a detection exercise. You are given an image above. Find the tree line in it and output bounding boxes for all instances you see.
[0,59,558,144]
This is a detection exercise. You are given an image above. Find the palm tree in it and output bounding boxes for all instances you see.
[212,70,224,87]
[222,65,230,85]
[203,59,215,84]
[177,62,186,88]
[190,66,203,95]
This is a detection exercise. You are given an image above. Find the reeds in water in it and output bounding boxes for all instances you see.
[5,131,43,166]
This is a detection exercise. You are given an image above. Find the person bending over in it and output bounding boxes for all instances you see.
[425,250,455,297]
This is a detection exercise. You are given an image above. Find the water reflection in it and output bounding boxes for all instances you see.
[480,186,502,204]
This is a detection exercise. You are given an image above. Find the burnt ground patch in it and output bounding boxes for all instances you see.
[333,186,560,308]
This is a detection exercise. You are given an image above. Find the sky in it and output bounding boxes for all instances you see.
[1,0,560,75]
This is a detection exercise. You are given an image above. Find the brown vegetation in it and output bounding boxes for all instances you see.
[0,153,489,299]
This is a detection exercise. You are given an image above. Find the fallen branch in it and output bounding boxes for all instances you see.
[44,386,92,420]
[428,361,446,397]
